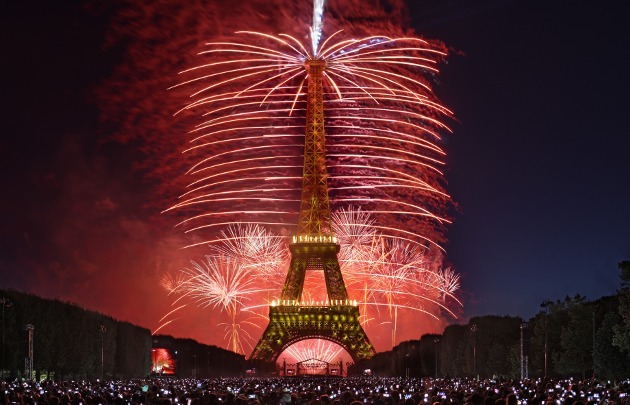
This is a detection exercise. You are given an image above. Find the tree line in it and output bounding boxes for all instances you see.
[0,289,246,380]
[358,261,630,380]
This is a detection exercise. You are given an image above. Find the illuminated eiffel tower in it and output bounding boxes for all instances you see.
[250,60,376,363]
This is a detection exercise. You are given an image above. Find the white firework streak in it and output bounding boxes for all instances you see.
[438,267,461,300]
[177,255,261,312]
[209,223,289,284]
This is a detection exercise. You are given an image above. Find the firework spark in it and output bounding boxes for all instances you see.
[218,311,264,355]
[176,256,259,312]
[159,272,186,294]
[209,224,289,283]
[330,209,461,346]
[159,2,459,354]
[156,225,290,354]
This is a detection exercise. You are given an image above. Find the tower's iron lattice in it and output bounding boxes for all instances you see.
[250,60,376,363]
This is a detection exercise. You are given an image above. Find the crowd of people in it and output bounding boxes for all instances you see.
[1,376,628,405]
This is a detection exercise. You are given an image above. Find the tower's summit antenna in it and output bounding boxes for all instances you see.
[311,0,326,55]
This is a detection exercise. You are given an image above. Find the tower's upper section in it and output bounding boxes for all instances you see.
[295,59,333,241]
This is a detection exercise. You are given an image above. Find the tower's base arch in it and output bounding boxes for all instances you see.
[250,304,375,363]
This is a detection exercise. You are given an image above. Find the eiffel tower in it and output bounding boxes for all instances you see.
[249,59,376,363]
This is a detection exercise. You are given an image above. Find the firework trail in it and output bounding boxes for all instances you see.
[159,272,186,294]
[208,224,289,282]
[170,32,453,254]
[156,224,291,353]
[100,0,460,354]
[169,256,258,352]
[333,207,461,347]
[218,310,263,355]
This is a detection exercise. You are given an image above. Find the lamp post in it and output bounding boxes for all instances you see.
[433,337,440,379]
[1,297,12,381]
[99,325,106,380]
[520,322,529,380]
[471,324,478,378]
[405,353,409,378]
[25,324,34,380]
[540,300,551,378]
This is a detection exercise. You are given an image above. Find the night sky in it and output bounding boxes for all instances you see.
[1,0,628,349]
[410,0,629,319]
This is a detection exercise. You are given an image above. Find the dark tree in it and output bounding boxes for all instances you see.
[613,260,630,354]
[465,316,521,378]
[440,324,466,377]
[555,295,592,378]
[594,309,630,379]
